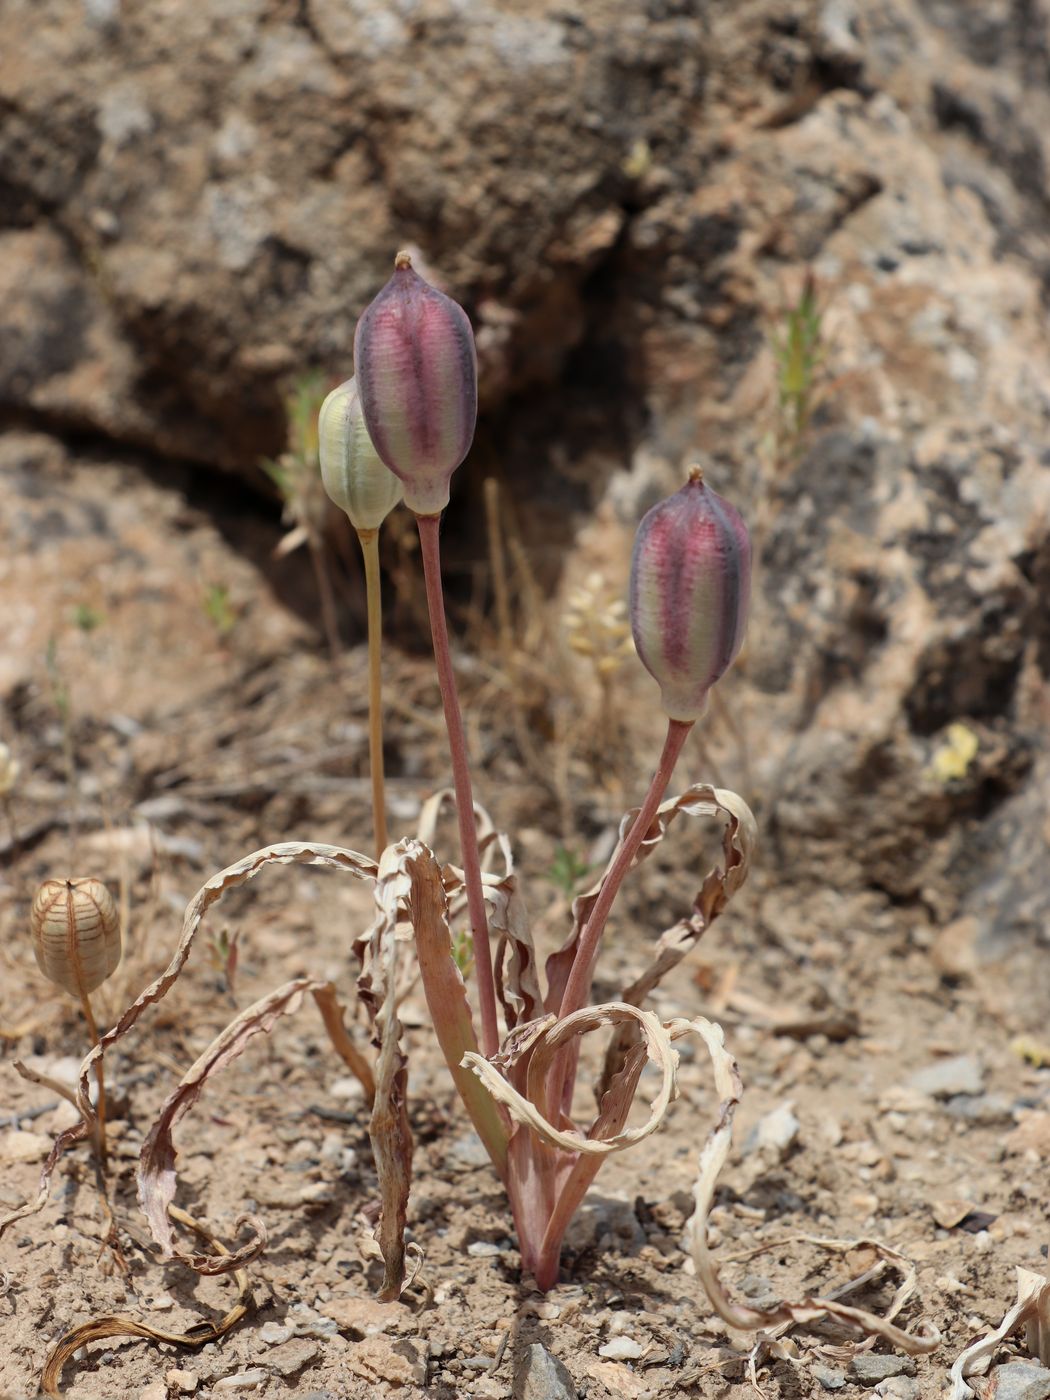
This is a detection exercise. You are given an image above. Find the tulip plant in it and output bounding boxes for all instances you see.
[340,253,753,1288]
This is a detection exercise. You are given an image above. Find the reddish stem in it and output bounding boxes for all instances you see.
[416,512,500,1060]
[552,717,692,1108]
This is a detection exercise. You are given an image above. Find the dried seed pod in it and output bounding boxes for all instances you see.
[630,467,751,721]
[31,878,121,997]
[318,375,403,531]
[353,251,478,516]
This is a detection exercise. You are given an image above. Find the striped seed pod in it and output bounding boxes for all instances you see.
[318,375,403,531]
[629,467,751,722]
[353,251,477,516]
[31,878,121,997]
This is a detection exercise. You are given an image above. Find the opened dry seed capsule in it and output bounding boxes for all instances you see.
[31,877,121,997]
[629,467,751,721]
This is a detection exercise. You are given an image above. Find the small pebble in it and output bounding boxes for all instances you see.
[327,1076,365,1102]
[213,1369,269,1391]
[811,1361,847,1390]
[907,1055,983,1098]
[598,1336,643,1361]
[851,1354,916,1384]
[744,1103,800,1157]
[259,1320,292,1345]
[987,1359,1050,1400]
[165,1371,199,1394]
[467,1240,503,1257]
[875,1379,922,1399]
[513,1342,577,1400]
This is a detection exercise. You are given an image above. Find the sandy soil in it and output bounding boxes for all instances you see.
[1,449,1048,1400]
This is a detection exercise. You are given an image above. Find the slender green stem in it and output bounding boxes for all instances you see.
[357,528,389,855]
[552,717,692,1108]
[416,513,500,1059]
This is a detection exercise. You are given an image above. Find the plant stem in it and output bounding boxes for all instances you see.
[357,528,389,855]
[78,989,108,1171]
[552,717,692,1106]
[416,512,500,1060]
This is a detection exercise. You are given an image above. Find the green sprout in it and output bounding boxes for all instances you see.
[451,928,474,979]
[72,603,105,632]
[770,270,826,465]
[547,845,592,897]
[203,583,237,639]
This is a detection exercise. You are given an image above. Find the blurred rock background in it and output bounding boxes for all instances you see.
[2,0,1049,952]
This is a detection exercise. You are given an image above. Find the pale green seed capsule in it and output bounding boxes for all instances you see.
[318,376,404,531]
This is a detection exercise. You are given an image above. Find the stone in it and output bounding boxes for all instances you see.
[258,1321,293,1345]
[907,1056,985,1099]
[321,1296,398,1336]
[344,1335,425,1387]
[564,1195,644,1254]
[811,1362,847,1390]
[513,1342,577,1400]
[744,1104,801,1157]
[988,1361,1050,1400]
[0,1130,53,1163]
[467,1240,504,1258]
[263,1339,321,1379]
[598,1337,644,1361]
[874,1380,922,1399]
[165,1372,199,1395]
[944,1093,1014,1125]
[447,1131,492,1169]
[213,1372,269,1392]
[851,1354,917,1384]
[138,1385,166,1400]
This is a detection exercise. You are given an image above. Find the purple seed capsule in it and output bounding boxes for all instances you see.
[629,468,751,721]
[353,251,478,516]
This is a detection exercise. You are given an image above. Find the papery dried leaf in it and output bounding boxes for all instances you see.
[686,1018,940,1357]
[416,791,541,1032]
[0,842,377,1240]
[138,976,354,1273]
[950,1267,1050,1398]
[396,842,509,1177]
[42,1205,252,1398]
[545,784,756,1019]
[364,854,413,1300]
[595,786,757,1099]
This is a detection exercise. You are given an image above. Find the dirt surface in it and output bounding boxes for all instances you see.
[1,447,1049,1400]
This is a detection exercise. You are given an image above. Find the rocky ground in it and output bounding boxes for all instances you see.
[3,0,1050,1397]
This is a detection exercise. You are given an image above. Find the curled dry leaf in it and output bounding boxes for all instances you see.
[545,784,756,1020]
[686,1018,941,1357]
[0,842,377,1241]
[949,1266,1050,1398]
[41,1205,252,1398]
[463,1002,678,1158]
[137,977,353,1273]
[359,847,413,1299]
[595,785,756,1099]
